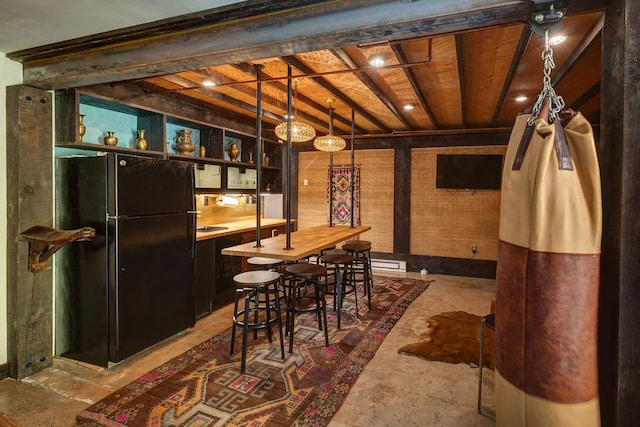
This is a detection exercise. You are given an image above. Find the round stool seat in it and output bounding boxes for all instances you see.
[247,257,284,270]
[320,253,354,265]
[233,270,280,286]
[342,242,371,252]
[286,263,327,278]
[484,313,495,330]
[347,240,371,245]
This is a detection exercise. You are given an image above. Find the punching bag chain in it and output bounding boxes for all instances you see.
[528,28,565,126]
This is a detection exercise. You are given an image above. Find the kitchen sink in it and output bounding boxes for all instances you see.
[196,225,229,232]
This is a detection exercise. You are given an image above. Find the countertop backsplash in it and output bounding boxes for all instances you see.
[196,193,259,225]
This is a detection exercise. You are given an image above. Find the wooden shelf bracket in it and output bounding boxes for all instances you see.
[18,225,96,272]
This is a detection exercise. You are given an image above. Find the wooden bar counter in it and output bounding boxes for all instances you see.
[221,225,371,261]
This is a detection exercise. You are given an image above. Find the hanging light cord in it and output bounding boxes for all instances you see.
[528,28,565,126]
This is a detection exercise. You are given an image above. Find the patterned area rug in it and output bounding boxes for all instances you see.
[77,277,431,427]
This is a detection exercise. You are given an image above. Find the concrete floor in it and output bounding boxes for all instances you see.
[0,272,496,426]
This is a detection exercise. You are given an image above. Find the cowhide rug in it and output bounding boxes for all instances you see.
[398,310,494,369]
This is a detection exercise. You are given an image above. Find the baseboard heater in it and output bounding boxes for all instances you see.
[306,257,406,272]
[370,258,406,272]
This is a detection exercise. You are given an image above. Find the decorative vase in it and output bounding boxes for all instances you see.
[104,131,118,146]
[176,129,196,154]
[249,151,254,164]
[200,145,206,157]
[228,143,240,162]
[135,129,148,150]
[78,115,86,142]
[263,153,270,167]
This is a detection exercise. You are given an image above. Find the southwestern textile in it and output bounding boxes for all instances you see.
[327,166,360,226]
[77,276,431,427]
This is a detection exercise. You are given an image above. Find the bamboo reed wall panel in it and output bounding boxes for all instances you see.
[297,149,394,253]
[411,146,506,260]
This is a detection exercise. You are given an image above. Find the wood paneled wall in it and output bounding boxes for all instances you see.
[411,146,506,261]
[297,150,394,253]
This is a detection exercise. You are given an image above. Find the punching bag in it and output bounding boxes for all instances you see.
[495,108,601,426]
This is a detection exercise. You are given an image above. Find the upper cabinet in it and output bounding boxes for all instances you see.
[55,89,283,193]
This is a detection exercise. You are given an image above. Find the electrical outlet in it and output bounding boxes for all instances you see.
[472,245,477,254]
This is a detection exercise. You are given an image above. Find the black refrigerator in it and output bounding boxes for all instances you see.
[55,153,196,367]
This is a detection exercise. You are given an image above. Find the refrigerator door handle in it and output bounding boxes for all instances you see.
[188,164,197,258]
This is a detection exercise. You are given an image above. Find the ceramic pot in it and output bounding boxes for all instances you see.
[104,131,118,146]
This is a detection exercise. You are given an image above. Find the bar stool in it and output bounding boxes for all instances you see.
[320,253,356,329]
[230,270,285,374]
[342,241,373,309]
[477,312,496,418]
[247,256,284,272]
[312,245,336,264]
[246,255,288,308]
[283,263,329,353]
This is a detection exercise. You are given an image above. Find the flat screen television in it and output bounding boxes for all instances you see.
[436,154,503,190]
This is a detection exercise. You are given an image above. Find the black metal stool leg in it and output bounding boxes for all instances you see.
[241,289,251,374]
[478,313,496,418]
[274,283,285,359]
[230,270,284,375]
[284,263,329,352]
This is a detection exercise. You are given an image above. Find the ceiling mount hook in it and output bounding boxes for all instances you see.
[530,1,567,37]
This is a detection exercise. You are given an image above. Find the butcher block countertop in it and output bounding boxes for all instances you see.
[220,225,371,261]
[195,218,293,241]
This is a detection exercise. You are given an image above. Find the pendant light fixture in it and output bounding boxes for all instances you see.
[274,78,316,143]
[314,99,346,152]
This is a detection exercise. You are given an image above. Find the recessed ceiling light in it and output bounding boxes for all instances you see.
[515,95,527,102]
[368,53,386,67]
[202,79,216,87]
[403,104,415,111]
[549,35,566,45]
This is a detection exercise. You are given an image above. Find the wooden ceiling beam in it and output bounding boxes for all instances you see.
[14,0,534,90]
[491,26,532,126]
[570,80,600,111]
[282,55,392,132]
[232,62,367,134]
[390,43,440,129]
[193,68,334,130]
[331,48,412,129]
[552,13,604,86]
[158,74,284,123]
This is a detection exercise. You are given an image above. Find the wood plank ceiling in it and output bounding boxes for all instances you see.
[9,1,605,141]
[138,10,603,139]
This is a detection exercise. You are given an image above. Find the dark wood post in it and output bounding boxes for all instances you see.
[393,146,411,254]
[5,85,53,379]
[599,0,640,425]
